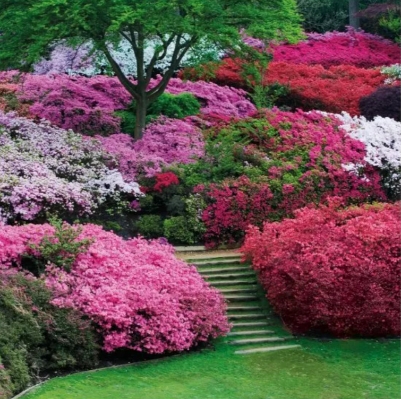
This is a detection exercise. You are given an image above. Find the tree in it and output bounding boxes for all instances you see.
[349,0,361,28]
[0,0,302,139]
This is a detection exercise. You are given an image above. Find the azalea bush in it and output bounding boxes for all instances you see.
[184,59,385,115]
[335,112,401,199]
[0,72,255,136]
[241,202,401,337]
[99,117,205,181]
[359,85,401,122]
[0,223,230,354]
[0,112,141,223]
[272,28,400,68]
[187,109,385,247]
[0,272,99,397]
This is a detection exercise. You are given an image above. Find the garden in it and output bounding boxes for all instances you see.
[0,1,400,398]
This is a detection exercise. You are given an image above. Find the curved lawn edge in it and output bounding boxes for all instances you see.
[13,353,185,399]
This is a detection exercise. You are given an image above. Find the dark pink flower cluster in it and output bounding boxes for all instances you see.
[273,28,400,68]
[199,110,385,247]
[241,201,401,337]
[0,223,230,353]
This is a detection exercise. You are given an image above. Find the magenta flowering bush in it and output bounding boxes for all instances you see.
[98,117,205,180]
[0,223,230,353]
[0,72,255,136]
[272,28,400,68]
[0,112,141,222]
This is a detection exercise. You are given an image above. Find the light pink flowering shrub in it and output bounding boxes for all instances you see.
[98,117,205,180]
[0,223,230,353]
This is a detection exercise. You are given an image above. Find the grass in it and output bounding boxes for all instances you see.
[23,337,400,399]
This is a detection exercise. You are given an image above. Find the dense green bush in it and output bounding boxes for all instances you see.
[0,274,99,397]
[118,92,201,135]
[135,214,164,238]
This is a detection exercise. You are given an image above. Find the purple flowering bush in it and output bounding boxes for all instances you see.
[0,112,141,223]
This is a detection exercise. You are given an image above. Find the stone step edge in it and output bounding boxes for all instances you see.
[235,345,301,355]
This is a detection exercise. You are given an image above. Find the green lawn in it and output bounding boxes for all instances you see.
[24,337,400,399]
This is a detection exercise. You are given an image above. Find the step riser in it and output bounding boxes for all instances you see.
[230,337,287,345]
[228,314,268,320]
[211,280,257,286]
[206,273,255,280]
[235,345,301,355]
[198,267,250,274]
[232,322,272,328]
[228,330,275,336]
[191,260,243,266]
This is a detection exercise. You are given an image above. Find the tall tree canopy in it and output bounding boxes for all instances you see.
[0,0,302,138]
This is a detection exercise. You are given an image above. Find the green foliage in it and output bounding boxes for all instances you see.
[379,11,401,43]
[25,219,94,276]
[0,275,98,396]
[135,215,164,238]
[296,0,349,32]
[118,93,201,135]
[163,195,206,244]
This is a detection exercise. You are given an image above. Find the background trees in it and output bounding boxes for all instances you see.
[0,0,302,139]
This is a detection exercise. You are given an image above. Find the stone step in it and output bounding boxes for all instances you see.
[198,266,250,274]
[227,305,261,311]
[235,345,301,355]
[228,313,268,320]
[228,330,275,336]
[220,287,258,295]
[175,246,206,252]
[211,279,257,287]
[232,321,272,328]
[190,259,242,266]
[205,271,255,280]
[225,294,259,301]
[229,337,288,345]
[184,253,241,262]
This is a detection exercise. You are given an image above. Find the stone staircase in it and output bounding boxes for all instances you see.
[181,252,301,355]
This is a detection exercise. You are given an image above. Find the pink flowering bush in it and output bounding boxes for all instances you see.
[272,28,400,68]
[98,117,205,180]
[0,112,141,222]
[241,202,401,337]
[193,109,385,247]
[0,223,230,353]
[0,72,255,136]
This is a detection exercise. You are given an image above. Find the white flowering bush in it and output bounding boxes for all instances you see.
[34,37,223,77]
[0,112,141,222]
[381,64,401,85]
[337,112,401,198]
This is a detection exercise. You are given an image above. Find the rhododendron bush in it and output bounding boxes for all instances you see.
[0,112,141,223]
[0,223,230,353]
[0,72,255,136]
[241,202,401,337]
[99,117,205,180]
[335,112,401,199]
[184,60,385,115]
[272,29,400,68]
[194,110,385,247]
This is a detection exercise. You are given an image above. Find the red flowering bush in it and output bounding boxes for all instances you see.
[272,29,400,68]
[184,59,385,115]
[153,172,180,192]
[241,202,401,337]
[0,223,230,353]
[196,110,385,247]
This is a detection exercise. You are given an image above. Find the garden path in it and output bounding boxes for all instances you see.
[178,249,300,354]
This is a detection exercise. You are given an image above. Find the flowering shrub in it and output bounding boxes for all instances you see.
[194,110,385,247]
[98,117,204,180]
[153,172,180,192]
[185,59,385,115]
[0,223,230,353]
[335,112,401,198]
[241,202,401,337]
[359,85,401,122]
[272,28,400,68]
[0,72,255,137]
[0,112,141,222]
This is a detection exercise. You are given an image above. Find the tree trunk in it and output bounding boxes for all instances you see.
[134,97,148,140]
[349,0,360,28]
